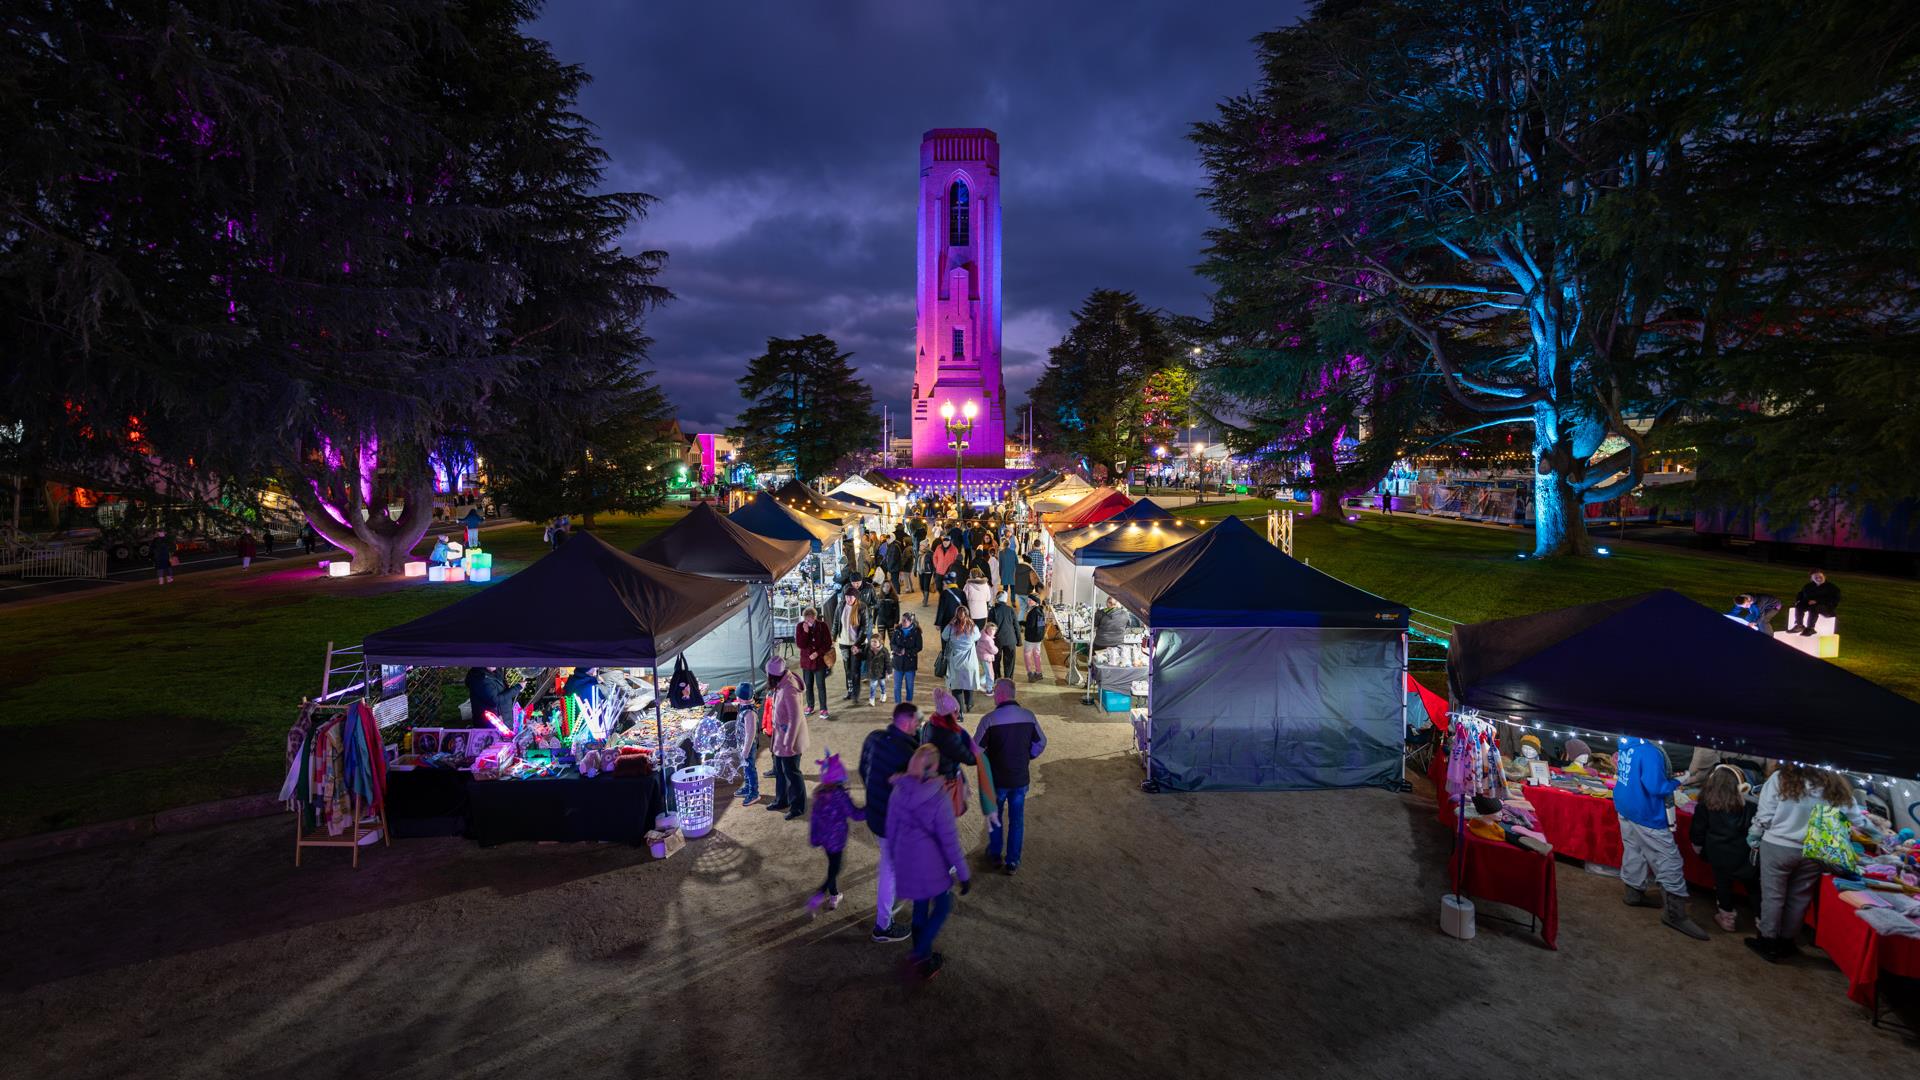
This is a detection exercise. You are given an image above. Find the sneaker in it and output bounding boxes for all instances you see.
[1004,862,1019,876]
[1743,936,1784,963]
[806,893,826,918]
[1714,909,1737,933]
[741,795,761,806]
[872,923,911,943]
[916,953,945,980]
[828,893,843,910]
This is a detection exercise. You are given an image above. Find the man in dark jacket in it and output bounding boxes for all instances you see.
[1787,570,1840,636]
[988,590,1020,681]
[973,678,1047,874]
[889,613,923,702]
[860,702,920,943]
[1012,555,1038,618]
[933,575,966,632]
[465,666,515,729]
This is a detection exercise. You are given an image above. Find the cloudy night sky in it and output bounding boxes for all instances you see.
[531,0,1305,434]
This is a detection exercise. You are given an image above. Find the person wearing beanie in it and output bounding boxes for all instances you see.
[1613,736,1708,940]
[765,656,809,820]
[734,680,763,806]
[806,751,865,916]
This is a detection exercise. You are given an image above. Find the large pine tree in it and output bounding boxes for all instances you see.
[1027,290,1180,480]
[0,0,674,571]
[731,334,876,483]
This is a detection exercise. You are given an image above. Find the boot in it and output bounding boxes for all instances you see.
[1623,883,1659,908]
[1662,893,1709,940]
[1744,935,1785,963]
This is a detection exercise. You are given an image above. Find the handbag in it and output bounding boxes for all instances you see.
[932,647,948,679]
[667,656,701,708]
[1803,802,1859,874]
[944,772,969,818]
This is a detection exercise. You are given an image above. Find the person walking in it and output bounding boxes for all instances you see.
[765,657,809,820]
[260,529,275,556]
[933,572,967,634]
[942,610,983,715]
[925,688,978,786]
[806,751,864,916]
[918,539,937,607]
[151,529,176,585]
[300,522,318,555]
[236,530,257,569]
[1022,599,1049,682]
[860,703,920,943]
[931,534,962,582]
[795,606,834,719]
[974,678,1046,875]
[1011,551,1038,619]
[1614,736,1708,940]
[891,612,924,703]
[874,579,900,634]
[863,628,891,708]
[988,588,1020,682]
[837,593,866,703]
[1745,764,1872,961]
[885,743,972,980]
[963,568,992,622]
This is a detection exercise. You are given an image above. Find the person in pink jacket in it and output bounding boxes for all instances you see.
[885,743,972,980]
[765,656,808,820]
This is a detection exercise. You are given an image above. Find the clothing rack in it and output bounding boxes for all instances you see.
[290,699,390,868]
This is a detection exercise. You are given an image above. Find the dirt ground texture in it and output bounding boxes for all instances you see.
[3,666,1914,1079]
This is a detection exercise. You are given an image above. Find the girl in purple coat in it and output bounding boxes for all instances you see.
[884,743,972,979]
[807,751,865,916]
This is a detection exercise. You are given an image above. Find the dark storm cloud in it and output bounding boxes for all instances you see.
[532,0,1305,431]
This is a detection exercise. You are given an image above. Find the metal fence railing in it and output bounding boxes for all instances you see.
[22,547,108,580]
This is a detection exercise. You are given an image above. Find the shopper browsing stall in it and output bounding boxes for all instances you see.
[1688,765,1758,932]
[1614,736,1709,940]
[1745,764,1872,961]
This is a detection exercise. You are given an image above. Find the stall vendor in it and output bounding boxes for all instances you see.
[465,666,517,731]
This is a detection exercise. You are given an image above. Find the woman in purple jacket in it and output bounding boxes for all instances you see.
[884,744,972,979]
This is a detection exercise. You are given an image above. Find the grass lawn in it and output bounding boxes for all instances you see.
[1178,499,1920,702]
[0,510,685,840]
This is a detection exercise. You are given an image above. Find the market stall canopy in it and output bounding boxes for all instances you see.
[630,501,809,583]
[728,491,842,550]
[1043,487,1133,531]
[828,475,902,507]
[1056,500,1204,566]
[363,533,749,668]
[1094,515,1410,629]
[773,479,866,521]
[826,490,883,512]
[1449,589,1920,778]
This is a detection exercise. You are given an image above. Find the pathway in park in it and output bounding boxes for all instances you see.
[2,656,1911,1079]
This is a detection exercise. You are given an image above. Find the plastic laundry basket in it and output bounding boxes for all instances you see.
[671,766,718,838]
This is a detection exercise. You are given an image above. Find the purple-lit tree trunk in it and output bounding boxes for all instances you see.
[289,435,434,574]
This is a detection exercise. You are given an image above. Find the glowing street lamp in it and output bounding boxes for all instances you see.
[940,399,977,510]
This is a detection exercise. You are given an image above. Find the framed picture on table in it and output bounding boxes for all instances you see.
[439,730,470,759]
[411,728,443,756]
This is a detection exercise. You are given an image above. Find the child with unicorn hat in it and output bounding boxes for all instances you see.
[807,749,865,915]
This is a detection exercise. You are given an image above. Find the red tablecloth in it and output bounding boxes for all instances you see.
[1429,745,1558,948]
[1811,875,1920,1009]
[1446,809,1559,950]
[1463,777,1722,892]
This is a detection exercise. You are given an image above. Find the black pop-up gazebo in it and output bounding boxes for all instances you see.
[1449,589,1920,780]
[1094,516,1412,792]
[633,503,809,695]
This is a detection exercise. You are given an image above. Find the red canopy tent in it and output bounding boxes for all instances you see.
[1042,487,1132,532]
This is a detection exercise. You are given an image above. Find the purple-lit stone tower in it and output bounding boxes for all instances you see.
[911,128,1006,468]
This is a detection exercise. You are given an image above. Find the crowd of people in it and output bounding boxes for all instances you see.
[734,498,1057,980]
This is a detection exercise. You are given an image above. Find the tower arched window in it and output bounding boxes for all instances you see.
[948,181,970,247]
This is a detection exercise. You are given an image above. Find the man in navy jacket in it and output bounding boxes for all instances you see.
[974,678,1047,875]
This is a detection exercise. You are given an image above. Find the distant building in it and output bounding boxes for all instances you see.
[910,128,1006,468]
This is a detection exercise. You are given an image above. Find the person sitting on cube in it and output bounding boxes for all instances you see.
[1786,570,1840,637]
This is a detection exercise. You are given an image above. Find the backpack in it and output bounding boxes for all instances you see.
[667,655,701,709]
[1025,605,1046,641]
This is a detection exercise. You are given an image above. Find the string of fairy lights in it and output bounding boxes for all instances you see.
[1451,708,1920,808]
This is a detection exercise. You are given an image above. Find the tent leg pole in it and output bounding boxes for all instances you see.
[653,666,672,813]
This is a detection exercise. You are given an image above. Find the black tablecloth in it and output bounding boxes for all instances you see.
[465,774,665,847]
[386,768,473,838]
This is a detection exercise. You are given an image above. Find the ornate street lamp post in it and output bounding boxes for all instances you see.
[1192,442,1206,505]
[940,399,977,516]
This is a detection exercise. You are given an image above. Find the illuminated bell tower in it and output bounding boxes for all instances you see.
[910,128,1006,468]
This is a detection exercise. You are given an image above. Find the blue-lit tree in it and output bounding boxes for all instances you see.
[1207,0,1704,555]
